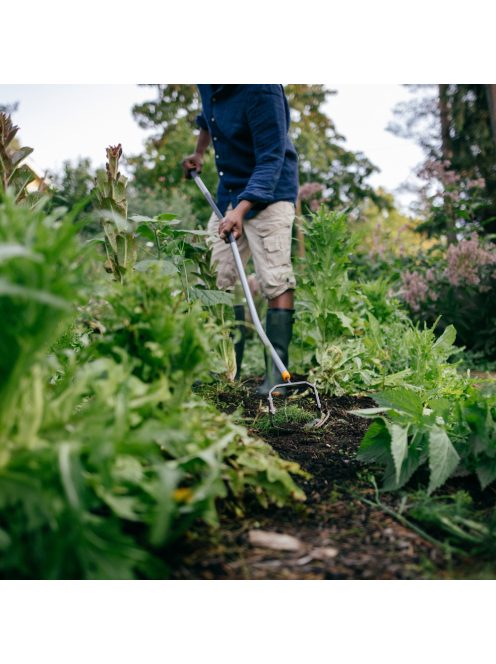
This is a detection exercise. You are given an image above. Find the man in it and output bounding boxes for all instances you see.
[183,84,298,395]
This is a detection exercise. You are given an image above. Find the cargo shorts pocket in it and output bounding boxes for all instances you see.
[262,235,287,267]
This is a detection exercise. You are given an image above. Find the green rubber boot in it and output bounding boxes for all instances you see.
[255,308,294,397]
[233,305,246,380]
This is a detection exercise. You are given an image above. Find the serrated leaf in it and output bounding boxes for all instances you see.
[428,426,460,494]
[382,439,425,491]
[356,418,392,464]
[387,422,409,484]
[374,388,424,418]
[190,288,234,306]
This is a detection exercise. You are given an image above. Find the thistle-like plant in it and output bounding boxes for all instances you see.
[93,144,137,282]
[0,112,44,206]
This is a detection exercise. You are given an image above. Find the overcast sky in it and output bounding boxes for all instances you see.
[1,84,424,209]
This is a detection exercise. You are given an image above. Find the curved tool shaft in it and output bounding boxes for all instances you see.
[191,171,290,381]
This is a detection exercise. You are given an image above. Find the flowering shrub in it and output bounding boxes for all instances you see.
[445,234,496,288]
[398,234,496,357]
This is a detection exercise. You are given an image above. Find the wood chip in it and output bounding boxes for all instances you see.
[248,530,304,552]
[311,546,339,560]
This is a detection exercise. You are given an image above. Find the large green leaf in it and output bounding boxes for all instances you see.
[382,436,426,491]
[428,426,460,494]
[190,288,234,306]
[357,418,392,464]
[374,388,424,419]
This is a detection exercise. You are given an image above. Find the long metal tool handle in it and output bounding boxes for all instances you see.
[190,170,290,382]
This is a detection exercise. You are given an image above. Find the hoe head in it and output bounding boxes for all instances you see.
[267,380,330,430]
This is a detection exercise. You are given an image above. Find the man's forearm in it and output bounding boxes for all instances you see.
[195,128,211,156]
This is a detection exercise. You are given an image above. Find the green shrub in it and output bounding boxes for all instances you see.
[0,193,87,426]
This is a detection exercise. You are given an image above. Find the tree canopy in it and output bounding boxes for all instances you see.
[129,84,385,221]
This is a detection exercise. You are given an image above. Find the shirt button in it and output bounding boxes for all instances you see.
[213,136,218,141]
[215,154,219,158]
[212,97,216,102]
[211,117,215,122]
[219,171,224,176]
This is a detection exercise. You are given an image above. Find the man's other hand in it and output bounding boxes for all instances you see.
[182,153,203,178]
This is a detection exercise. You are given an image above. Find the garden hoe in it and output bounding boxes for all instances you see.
[190,170,329,429]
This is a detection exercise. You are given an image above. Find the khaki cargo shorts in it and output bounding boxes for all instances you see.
[206,201,296,300]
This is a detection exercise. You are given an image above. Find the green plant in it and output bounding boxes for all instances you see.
[252,404,317,434]
[0,193,87,426]
[93,144,138,282]
[0,352,306,579]
[295,208,358,358]
[354,379,496,494]
[406,490,496,556]
[89,267,229,389]
[130,207,237,379]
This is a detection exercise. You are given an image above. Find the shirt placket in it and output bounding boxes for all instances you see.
[210,94,233,195]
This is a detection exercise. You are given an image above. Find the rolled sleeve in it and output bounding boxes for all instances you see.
[237,89,286,206]
[195,112,209,131]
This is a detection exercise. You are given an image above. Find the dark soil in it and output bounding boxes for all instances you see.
[168,381,458,580]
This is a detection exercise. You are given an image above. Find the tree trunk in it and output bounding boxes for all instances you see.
[486,84,496,150]
[439,84,452,162]
[439,84,456,244]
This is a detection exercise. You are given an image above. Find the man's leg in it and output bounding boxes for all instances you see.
[244,202,296,395]
[269,290,294,309]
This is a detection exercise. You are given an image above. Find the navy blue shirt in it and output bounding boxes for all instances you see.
[196,84,299,219]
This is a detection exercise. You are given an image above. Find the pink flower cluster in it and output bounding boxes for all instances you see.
[400,267,440,311]
[445,233,496,287]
